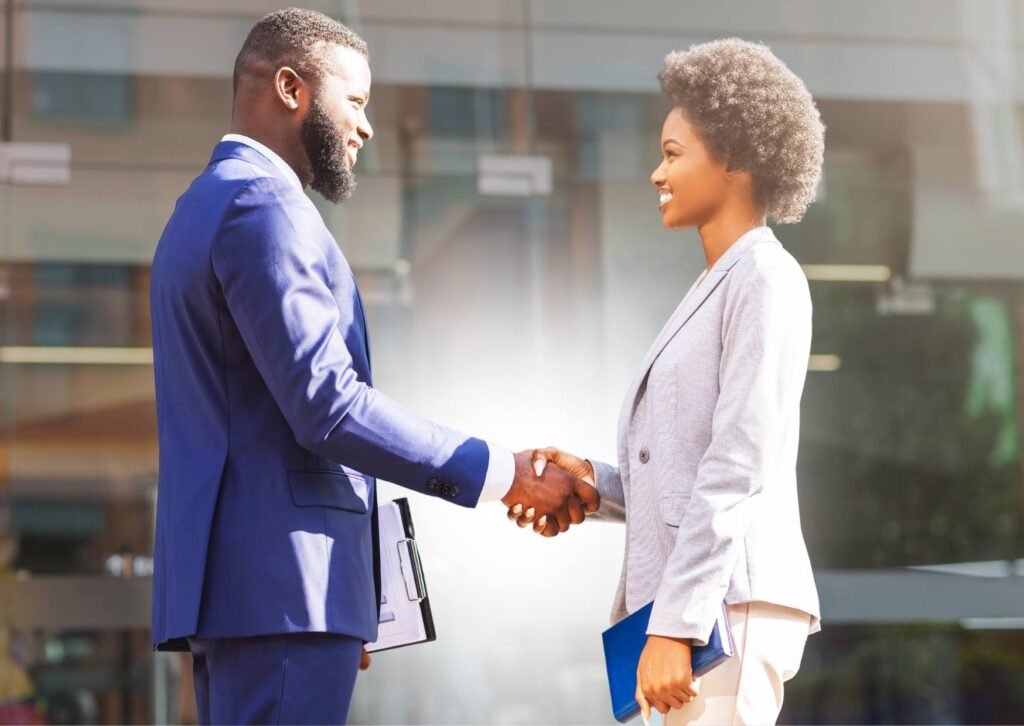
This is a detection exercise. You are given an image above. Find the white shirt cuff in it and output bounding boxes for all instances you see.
[476,443,515,504]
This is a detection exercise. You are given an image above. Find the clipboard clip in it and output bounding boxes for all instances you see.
[396,538,426,603]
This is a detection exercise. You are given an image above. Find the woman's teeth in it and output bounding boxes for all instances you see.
[659,192,673,204]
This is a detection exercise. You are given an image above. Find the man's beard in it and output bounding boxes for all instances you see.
[300,95,356,204]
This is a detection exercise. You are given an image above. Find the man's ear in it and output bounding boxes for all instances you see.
[274,67,305,111]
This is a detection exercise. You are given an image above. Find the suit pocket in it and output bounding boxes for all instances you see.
[288,470,369,514]
[661,492,691,526]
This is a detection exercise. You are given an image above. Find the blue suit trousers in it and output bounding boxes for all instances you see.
[188,633,362,725]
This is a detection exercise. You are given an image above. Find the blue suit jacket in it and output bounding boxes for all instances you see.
[150,141,490,649]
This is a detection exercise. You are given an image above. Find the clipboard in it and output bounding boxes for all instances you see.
[364,498,436,653]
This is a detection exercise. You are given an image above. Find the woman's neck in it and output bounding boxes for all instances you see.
[697,208,767,271]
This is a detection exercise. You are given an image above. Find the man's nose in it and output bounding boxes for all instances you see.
[358,112,373,142]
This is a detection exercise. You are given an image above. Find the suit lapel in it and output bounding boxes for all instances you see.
[352,277,373,379]
[620,226,779,418]
[619,269,728,417]
[640,270,727,381]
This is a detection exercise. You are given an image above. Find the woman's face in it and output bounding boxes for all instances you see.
[650,106,730,229]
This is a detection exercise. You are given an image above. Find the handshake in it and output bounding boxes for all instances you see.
[501,448,599,537]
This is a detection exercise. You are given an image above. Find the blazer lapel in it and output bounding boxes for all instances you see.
[620,226,779,418]
[640,270,727,381]
[619,269,728,418]
[352,276,373,379]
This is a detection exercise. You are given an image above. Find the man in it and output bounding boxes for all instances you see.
[149,8,599,724]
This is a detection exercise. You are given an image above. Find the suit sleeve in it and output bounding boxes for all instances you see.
[210,177,489,507]
[647,258,812,643]
[589,460,626,523]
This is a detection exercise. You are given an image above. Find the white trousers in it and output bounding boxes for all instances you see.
[664,601,811,726]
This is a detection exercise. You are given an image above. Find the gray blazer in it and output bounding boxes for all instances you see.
[591,226,820,644]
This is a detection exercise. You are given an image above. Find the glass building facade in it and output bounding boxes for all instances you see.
[1,1,1023,723]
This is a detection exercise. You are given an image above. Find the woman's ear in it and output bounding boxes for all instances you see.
[725,166,752,186]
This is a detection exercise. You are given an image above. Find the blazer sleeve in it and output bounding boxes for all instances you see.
[210,177,489,507]
[647,255,812,643]
[589,459,626,523]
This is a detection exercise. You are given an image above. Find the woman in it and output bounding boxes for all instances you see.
[512,39,824,725]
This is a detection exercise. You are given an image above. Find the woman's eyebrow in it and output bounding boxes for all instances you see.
[662,138,683,148]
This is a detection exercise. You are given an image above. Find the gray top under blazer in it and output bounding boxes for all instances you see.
[590,226,821,645]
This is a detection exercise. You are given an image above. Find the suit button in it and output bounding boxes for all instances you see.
[450,485,460,497]
[638,448,650,464]
[427,478,439,490]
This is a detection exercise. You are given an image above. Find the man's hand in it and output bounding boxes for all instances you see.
[635,635,700,717]
[501,450,600,537]
[506,447,597,536]
[360,647,371,671]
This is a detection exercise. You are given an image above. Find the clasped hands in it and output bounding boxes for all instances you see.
[501,448,599,537]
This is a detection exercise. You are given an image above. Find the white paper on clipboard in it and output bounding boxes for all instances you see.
[365,500,432,652]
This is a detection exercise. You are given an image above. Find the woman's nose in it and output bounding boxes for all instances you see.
[650,159,667,187]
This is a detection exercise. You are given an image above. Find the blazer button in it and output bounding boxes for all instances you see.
[450,485,460,497]
[638,448,650,464]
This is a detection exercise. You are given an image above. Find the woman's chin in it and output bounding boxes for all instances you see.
[660,207,702,230]
[660,211,685,229]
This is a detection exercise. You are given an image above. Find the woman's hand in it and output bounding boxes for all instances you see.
[635,635,700,717]
[506,447,597,536]
[531,447,595,484]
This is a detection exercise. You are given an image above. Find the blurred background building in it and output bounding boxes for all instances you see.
[1,0,1023,723]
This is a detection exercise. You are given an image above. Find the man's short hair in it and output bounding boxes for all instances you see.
[233,7,368,96]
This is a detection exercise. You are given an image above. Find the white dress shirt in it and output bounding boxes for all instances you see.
[220,133,515,503]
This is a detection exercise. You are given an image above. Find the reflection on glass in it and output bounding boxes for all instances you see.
[0,2,1022,724]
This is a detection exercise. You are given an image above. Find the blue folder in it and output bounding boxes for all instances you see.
[602,601,734,723]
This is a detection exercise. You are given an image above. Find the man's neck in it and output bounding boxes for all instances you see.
[228,122,310,187]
